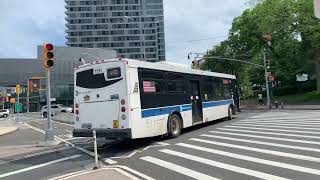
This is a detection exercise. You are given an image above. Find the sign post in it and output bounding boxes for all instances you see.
[16,84,21,123]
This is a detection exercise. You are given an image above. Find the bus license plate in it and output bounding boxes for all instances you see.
[113,120,119,128]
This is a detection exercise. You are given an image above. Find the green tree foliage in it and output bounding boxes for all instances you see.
[202,0,320,96]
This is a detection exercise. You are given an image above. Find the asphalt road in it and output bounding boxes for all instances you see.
[2,110,320,180]
[106,110,320,180]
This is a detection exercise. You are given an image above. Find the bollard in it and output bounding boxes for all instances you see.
[93,130,99,170]
[275,101,279,109]
[281,102,284,109]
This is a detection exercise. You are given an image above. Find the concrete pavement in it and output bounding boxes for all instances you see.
[0,117,18,136]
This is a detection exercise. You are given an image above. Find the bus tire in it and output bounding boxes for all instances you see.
[168,114,182,138]
[227,106,233,120]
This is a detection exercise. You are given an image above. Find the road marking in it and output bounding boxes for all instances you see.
[0,147,70,165]
[240,118,320,122]
[65,130,72,133]
[190,138,320,162]
[25,123,98,158]
[226,125,320,135]
[239,120,320,125]
[50,167,140,180]
[0,155,81,178]
[217,128,320,139]
[235,122,320,128]
[104,158,118,164]
[52,120,74,127]
[200,134,320,153]
[211,131,320,145]
[143,142,170,151]
[232,123,320,131]
[141,156,220,180]
[108,165,156,180]
[159,149,290,180]
[177,143,320,176]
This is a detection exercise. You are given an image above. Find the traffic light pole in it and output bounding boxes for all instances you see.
[45,69,54,141]
[2,88,5,110]
[263,51,271,109]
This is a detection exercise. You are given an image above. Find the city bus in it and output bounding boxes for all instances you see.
[73,58,239,139]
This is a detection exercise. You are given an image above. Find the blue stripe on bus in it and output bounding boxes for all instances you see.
[141,99,234,118]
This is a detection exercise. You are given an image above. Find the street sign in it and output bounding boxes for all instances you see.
[314,0,320,18]
[15,103,22,113]
[267,72,272,77]
[10,98,16,103]
[296,74,309,82]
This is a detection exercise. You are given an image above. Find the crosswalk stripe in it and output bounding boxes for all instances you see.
[232,123,320,131]
[200,134,320,153]
[234,122,320,128]
[225,125,320,135]
[214,129,320,144]
[190,138,320,162]
[246,117,320,120]
[239,120,320,124]
[160,149,291,180]
[140,156,220,180]
[177,143,320,176]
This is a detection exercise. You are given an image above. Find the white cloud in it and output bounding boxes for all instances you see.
[0,0,246,64]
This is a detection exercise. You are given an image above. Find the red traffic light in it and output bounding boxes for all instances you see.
[45,43,54,51]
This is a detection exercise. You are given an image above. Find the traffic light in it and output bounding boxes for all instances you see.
[266,60,271,69]
[16,84,20,96]
[191,60,200,69]
[43,43,54,69]
[4,96,9,102]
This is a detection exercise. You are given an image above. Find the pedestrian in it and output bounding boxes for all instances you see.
[258,93,263,105]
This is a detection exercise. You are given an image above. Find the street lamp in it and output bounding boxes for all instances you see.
[124,16,146,61]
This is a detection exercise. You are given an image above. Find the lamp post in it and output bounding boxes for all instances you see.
[124,16,146,61]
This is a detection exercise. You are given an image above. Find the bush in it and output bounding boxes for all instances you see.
[273,80,316,96]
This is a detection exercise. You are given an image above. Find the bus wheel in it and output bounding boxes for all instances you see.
[168,114,182,138]
[228,106,233,120]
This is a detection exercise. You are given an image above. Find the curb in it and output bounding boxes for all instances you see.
[0,127,18,136]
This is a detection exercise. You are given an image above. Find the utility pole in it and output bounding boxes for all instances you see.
[263,51,271,108]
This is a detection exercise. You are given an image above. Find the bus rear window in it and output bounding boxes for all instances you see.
[76,69,122,89]
[107,67,121,79]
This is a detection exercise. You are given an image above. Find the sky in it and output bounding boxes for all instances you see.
[0,0,246,64]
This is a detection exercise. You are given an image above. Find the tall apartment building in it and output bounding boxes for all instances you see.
[65,0,165,62]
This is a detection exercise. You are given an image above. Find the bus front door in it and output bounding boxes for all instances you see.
[190,80,203,124]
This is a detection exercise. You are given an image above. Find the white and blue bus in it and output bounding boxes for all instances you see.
[73,59,239,139]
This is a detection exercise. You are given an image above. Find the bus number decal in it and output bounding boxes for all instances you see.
[93,68,104,75]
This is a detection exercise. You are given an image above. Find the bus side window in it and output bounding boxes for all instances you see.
[140,69,165,94]
[167,72,185,94]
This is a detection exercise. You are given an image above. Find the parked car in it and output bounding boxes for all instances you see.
[41,104,73,118]
[59,104,73,113]
[0,109,10,118]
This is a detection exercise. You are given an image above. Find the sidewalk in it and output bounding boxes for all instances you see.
[241,104,320,110]
[0,117,18,136]
[50,168,138,180]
